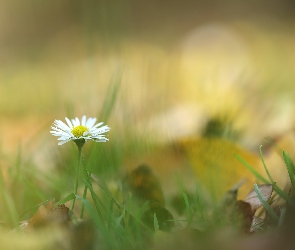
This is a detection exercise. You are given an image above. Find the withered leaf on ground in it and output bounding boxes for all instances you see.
[244,184,273,214]
[216,183,253,233]
[236,200,253,233]
[20,200,70,231]
[123,164,174,232]
[250,216,264,233]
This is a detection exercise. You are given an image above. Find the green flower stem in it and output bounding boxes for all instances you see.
[71,139,85,211]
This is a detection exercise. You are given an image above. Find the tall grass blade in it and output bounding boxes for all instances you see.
[91,174,122,210]
[259,145,275,184]
[282,150,295,189]
[278,207,287,227]
[76,196,118,249]
[2,190,19,228]
[134,201,150,221]
[235,154,269,183]
[154,213,159,232]
[82,179,105,225]
[108,199,114,230]
[19,200,49,219]
[236,154,295,205]
[182,192,190,221]
[254,184,279,221]
[0,168,19,228]
[99,70,121,122]
[54,193,75,207]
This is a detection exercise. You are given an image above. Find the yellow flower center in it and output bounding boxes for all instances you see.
[72,125,88,138]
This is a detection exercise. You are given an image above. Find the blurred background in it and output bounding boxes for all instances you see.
[1,0,295,203]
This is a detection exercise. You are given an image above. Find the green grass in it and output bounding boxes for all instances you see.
[0,135,294,249]
[1,103,295,249]
[0,80,294,249]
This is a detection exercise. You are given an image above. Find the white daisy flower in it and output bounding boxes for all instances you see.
[50,115,110,145]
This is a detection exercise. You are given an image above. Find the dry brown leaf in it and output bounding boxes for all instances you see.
[250,216,264,233]
[236,200,253,233]
[218,186,253,233]
[20,200,70,231]
[244,184,273,214]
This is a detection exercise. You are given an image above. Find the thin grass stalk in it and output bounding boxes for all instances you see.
[80,184,88,219]
[82,166,105,226]
[259,145,275,183]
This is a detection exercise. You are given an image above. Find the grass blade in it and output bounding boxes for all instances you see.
[235,154,269,183]
[0,168,19,228]
[154,213,159,232]
[19,200,49,219]
[282,150,295,189]
[54,193,75,206]
[235,154,295,205]
[99,70,121,122]
[182,192,190,221]
[259,145,275,184]
[2,190,19,228]
[254,184,279,221]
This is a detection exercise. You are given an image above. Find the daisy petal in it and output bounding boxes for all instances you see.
[75,117,80,125]
[86,117,97,128]
[81,115,86,126]
[65,117,73,128]
[91,122,104,129]
[55,120,71,133]
[92,125,111,134]
[58,139,71,145]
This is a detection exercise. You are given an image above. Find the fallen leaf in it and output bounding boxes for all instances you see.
[236,200,253,233]
[244,184,273,214]
[20,200,70,231]
[250,216,264,233]
[176,137,263,199]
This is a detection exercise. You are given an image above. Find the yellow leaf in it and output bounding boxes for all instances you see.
[177,137,263,200]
